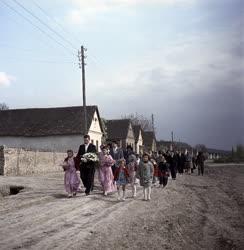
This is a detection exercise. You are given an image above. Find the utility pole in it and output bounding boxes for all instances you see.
[78,46,88,134]
[171,131,174,148]
[151,114,155,133]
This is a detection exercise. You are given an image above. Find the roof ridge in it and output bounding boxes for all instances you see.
[0,105,98,112]
[107,118,131,122]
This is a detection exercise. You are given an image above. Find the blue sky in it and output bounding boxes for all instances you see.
[0,0,243,150]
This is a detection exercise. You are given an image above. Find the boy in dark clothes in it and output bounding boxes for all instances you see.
[157,155,170,187]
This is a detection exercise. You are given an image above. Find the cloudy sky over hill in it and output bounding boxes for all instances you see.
[0,0,243,149]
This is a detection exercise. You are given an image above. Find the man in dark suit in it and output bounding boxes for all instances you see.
[76,134,97,195]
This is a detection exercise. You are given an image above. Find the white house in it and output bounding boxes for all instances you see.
[0,106,104,152]
[142,131,157,153]
[106,119,135,151]
[132,125,143,154]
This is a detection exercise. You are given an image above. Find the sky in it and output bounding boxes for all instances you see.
[0,0,243,150]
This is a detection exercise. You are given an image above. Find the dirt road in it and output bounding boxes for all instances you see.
[0,164,243,250]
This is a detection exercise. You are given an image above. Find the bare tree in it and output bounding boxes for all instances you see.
[195,144,207,153]
[0,103,9,110]
[100,118,108,143]
[122,113,153,131]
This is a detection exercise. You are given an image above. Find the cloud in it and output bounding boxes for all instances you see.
[67,0,196,24]
[92,26,243,97]
[85,17,243,149]
[0,72,16,87]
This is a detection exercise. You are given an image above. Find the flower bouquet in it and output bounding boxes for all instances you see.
[80,153,99,163]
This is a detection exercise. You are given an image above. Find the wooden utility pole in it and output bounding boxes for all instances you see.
[171,131,174,147]
[151,114,155,133]
[78,46,88,134]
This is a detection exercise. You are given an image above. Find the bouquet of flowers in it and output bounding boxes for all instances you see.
[80,153,99,163]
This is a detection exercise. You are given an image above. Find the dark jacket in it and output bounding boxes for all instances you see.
[196,154,205,166]
[169,155,178,169]
[110,147,124,161]
[180,154,186,165]
[158,162,169,177]
[76,143,97,168]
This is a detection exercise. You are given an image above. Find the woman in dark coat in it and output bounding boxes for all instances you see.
[177,152,185,175]
[169,151,178,180]
[196,152,205,176]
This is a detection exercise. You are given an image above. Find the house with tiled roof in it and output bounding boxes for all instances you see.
[142,131,157,153]
[0,106,104,152]
[106,119,135,150]
[132,125,143,154]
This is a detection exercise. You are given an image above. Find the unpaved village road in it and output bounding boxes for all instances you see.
[0,164,244,250]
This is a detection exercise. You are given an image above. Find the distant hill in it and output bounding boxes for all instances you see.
[206,148,231,155]
[157,140,192,151]
[157,140,232,155]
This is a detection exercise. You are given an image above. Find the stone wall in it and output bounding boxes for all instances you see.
[0,146,66,176]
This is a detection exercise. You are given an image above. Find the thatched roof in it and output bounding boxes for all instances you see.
[0,106,102,137]
[142,131,156,148]
[106,119,131,140]
[132,125,142,143]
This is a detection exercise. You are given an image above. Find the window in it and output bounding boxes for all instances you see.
[96,140,99,151]
[91,139,94,144]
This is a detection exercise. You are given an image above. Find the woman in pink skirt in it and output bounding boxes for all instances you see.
[61,150,80,198]
[99,145,116,196]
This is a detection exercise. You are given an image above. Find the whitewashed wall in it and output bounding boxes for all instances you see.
[0,135,84,153]
[88,110,103,151]
[125,123,135,150]
[136,131,143,154]
[152,139,157,152]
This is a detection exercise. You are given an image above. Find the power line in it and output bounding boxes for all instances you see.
[29,0,106,69]
[0,43,74,60]
[0,12,74,58]
[12,0,77,51]
[1,0,75,56]
[2,0,105,70]
[30,0,82,45]
[3,59,76,64]
[30,0,104,67]
[1,53,76,63]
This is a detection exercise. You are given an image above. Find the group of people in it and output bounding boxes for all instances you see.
[61,135,205,200]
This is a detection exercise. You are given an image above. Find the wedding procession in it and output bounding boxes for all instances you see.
[1,0,243,248]
[61,134,206,200]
